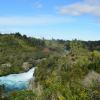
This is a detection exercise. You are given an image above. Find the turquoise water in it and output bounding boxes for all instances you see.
[0,67,35,92]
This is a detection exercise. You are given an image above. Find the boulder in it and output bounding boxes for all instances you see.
[22,62,33,71]
[1,63,11,68]
[83,71,100,87]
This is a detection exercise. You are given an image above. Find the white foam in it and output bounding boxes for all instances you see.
[0,67,35,90]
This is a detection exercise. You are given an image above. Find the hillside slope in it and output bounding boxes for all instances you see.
[0,33,46,76]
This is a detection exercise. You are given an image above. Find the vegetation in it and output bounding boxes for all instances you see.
[0,33,100,100]
[0,33,46,76]
[33,40,100,100]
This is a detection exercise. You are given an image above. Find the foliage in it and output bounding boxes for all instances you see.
[0,33,100,100]
[9,90,38,100]
[34,40,100,100]
[0,33,46,75]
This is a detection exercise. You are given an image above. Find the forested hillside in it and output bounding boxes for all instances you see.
[32,40,100,100]
[0,33,47,76]
[0,33,100,100]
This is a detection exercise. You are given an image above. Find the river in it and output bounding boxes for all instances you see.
[0,67,35,92]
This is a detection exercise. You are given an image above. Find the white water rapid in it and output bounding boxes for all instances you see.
[0,67,35,91]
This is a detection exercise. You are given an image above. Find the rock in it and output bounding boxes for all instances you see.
[22,62,33,71]
[1,63,11,68]
[0,63,11,75]
[83,71,100,87]
[28,78,43,97]
[1,63,11,71]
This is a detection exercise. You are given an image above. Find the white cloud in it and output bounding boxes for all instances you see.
[84,0,100,5]
[58,0,100,16]
[33,1,43,8]
[0,15,74,26]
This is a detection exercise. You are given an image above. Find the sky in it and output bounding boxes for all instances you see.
[0,0,100,40]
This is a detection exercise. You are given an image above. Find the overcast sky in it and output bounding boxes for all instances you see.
[0,0,100,40]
